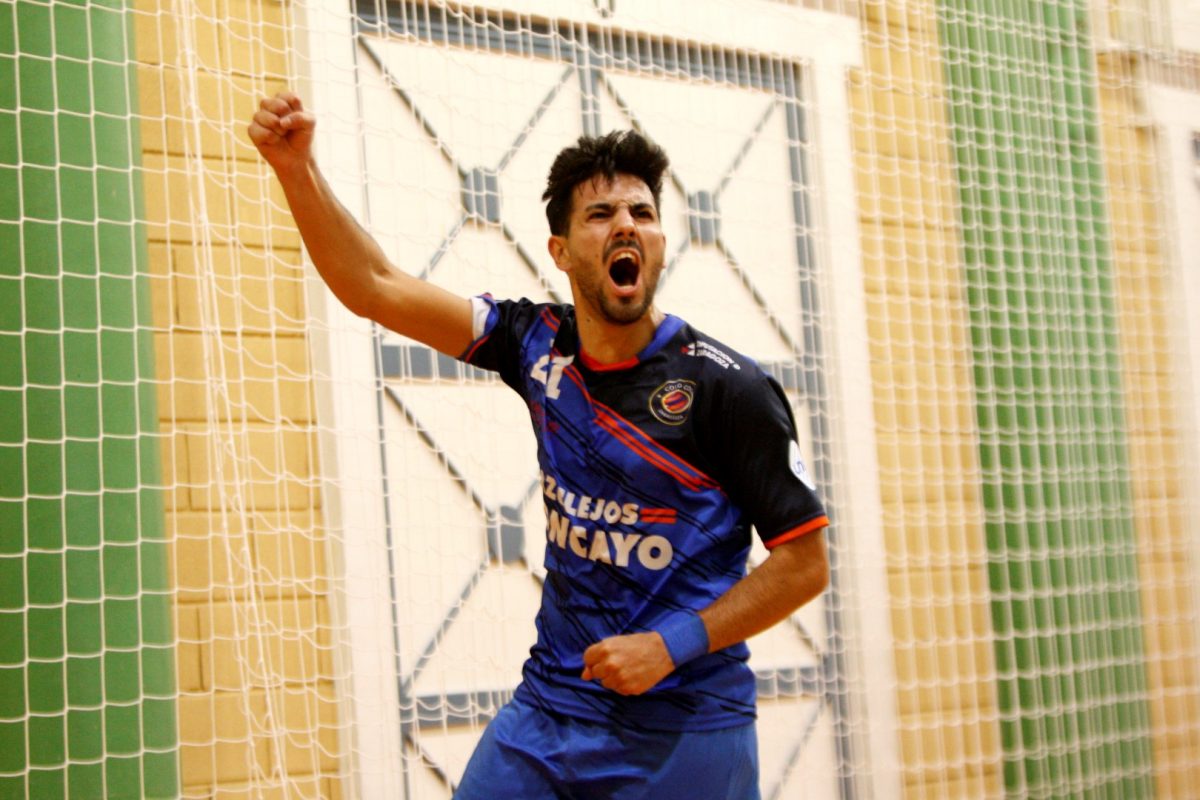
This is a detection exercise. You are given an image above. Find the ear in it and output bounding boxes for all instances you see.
[548,235,570,273]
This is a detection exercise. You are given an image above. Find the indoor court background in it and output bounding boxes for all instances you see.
[3,0,1200,797]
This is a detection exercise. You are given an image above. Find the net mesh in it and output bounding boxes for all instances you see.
[3,0,1200,798]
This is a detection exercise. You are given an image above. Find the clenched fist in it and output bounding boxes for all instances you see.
[247,92,317,175]
[581,631,675,696]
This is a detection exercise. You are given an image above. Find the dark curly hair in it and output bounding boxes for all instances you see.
[542,130,669,236]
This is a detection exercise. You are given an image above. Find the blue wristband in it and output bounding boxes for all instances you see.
[657,612,710,668]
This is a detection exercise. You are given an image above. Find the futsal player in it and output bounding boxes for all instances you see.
[249,91,830,799]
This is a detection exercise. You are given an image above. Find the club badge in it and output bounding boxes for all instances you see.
[649,379,697,425]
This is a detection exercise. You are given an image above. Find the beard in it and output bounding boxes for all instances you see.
[575,263,662,326]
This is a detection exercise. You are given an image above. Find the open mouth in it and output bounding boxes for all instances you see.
[608,253,640,289]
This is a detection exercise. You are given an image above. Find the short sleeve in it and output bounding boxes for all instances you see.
[457,296,540,395]
[710,372,828,548]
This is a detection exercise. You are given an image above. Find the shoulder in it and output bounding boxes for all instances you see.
[483,295,569,321]
[462,297,575,376]
[672,321,771,393]
[477,296,574,337]
[666,322,798,439]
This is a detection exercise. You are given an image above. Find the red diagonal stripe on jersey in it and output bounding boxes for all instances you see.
[556,364,719,494]
[540,308,561,332]
[593,404,719,493]
[594,401,719,490]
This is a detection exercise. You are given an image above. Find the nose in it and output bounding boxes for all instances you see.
[613,205,638,237]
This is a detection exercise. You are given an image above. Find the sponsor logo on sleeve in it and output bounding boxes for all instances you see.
[649,379,697,425]
[789,440,815,489]
[683,341,741,369]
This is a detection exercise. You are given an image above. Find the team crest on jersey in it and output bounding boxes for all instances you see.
[650,379,697,425]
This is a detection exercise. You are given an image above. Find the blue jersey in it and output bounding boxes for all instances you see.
[460,297,828,732]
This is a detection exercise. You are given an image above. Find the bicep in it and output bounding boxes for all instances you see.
[370,269,476,357]
[764,528,829,598]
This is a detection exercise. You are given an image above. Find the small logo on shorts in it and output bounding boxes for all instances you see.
[650,379,696,425]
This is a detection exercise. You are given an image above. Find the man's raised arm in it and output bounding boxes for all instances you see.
[247,92,475,356]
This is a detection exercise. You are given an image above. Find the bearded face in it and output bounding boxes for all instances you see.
[549,173,666,327]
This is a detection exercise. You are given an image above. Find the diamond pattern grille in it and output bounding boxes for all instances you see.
[350,4,849,797]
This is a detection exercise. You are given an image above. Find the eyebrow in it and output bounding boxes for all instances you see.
[583,201,656,213]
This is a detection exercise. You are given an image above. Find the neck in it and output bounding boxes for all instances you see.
[575,305,664,366]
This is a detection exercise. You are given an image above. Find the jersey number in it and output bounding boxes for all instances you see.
[531,354,574,400]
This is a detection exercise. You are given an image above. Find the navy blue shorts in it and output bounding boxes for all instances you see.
[453,697,760,800]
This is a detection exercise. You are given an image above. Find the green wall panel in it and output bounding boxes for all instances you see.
[937,1,1153,797]
[0,1,178,797]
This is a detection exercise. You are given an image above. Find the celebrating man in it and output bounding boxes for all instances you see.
[249,92,830,799]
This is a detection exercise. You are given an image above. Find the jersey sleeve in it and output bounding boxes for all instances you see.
[711,371,829,548]
[457,295,539,396]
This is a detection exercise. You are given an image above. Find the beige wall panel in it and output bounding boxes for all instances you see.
[895,708,1002,798]
[134,0,223,68]
[850,85,950,163]
[902,771,999,800]
[880,502,988,563]
[868,347,968,418]
[231,161,304,248]
[171,244,307,334]
[1140,541,1198,585]
[159,429,192,512]
[873,431,980,507]
[1100,122,1161,189]
[862,29,945,94]
[140,154,235,242]
[862,0,940,34]
[177,690,275,787]
[203,598,330,690]
[894,661,997,721]
[205,777,324,800]
[181,423,318,511]
[134,0,342,796]
[147,241,174,328]
[224,0,292,77]
[1143,620,1200,690]
[171,510,251,603]
[860,222,965,300]
[274,682,344,775]
[153,332,316,423]
[1157,762,1200,800]
[853,151,959,227]
[1131,499,1187,546]
[1098,52,1200,797]
[851,1,1002,795]
[886,567,993,642]
[176,604,205,693]
[249,510,328,598]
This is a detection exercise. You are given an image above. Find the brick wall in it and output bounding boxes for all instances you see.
[851,1,1004,796]
[132,0,344,795]
[1097,50,1200,799]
